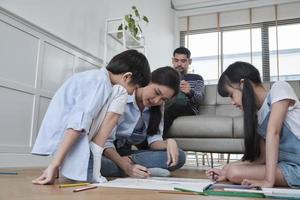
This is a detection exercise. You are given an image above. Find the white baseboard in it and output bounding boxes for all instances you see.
[0,153,52,168]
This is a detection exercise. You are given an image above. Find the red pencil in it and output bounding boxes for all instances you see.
[73,185,97,192]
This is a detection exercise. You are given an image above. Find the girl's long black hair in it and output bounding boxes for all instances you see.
[218,61,262,161]
[147,66,180,136]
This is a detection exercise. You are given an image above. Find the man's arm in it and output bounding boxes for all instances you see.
[185,74,205,106]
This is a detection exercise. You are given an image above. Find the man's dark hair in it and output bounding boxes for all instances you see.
[173,47,191,58]
[106,50,151,87]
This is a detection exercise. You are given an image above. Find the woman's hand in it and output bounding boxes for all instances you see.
[242,179,274,188]
[206,168,227,182]
[166,139,179,167]
[32,163,59,185]
[122,156,150,178]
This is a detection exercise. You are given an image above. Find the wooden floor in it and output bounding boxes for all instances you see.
[0,167,266,200]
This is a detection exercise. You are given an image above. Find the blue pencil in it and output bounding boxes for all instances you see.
[0,172,18,175]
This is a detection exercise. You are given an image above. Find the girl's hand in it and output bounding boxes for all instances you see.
[32,164,59,185]
[123,156,150,178]
[166,139,179,167]
[206,168,226,182]
[242,179,274,188]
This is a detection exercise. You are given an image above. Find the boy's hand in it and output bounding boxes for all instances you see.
[32,164,59,185]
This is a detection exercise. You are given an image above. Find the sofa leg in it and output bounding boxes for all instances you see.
[227,153,231,164]
[195,152,199,167]
[210,152,214,168]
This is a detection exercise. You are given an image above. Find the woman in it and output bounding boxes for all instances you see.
[98,66,186,178]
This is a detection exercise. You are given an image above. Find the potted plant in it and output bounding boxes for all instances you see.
[117,6,149,41]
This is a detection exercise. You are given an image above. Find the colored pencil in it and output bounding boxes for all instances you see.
[0,172,18,175]
[73,185,97,192]
[59,182,90,188]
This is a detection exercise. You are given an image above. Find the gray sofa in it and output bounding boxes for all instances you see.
[167,81,300,154]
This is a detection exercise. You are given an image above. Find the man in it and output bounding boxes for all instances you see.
[164,47,205,135]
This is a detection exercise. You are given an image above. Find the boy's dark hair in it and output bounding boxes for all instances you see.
[106,50,151,87]
[218,61,262,162]
[147,66,180,136]
[173,47,191,58]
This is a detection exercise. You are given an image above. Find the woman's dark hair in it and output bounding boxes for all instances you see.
[106,49,151,87]
[147,66,180,136]
[218,61,262,161]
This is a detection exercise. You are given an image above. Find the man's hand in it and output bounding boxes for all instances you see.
[180,80,191,95]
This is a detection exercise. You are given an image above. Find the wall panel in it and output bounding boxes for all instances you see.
[0,20,39,87]
[0,7,103,167]
[41,43,74,92]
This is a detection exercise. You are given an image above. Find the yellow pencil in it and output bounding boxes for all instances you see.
[59,182,90,188]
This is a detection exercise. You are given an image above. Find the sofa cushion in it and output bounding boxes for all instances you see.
[233,116,244,138]
[168,115,233,138]
[201,85,217,105]
[216,104,242,117]
[174,138,244,153]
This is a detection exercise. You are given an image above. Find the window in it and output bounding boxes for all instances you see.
[223,28,262,74]
[183,19,300,84]
[269,23,300,81]
[187,32,219,85]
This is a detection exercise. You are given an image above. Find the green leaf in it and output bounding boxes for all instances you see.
[137,24,142,33]
[142,16,149,23]
[134,27,138,38]
[117,24,123,30]
[128,18,135,32]
[125,15,130,23]
[135,9,140,18]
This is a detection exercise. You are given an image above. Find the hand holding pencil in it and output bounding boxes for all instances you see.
[125,156,150,178]
[206,168,226,182]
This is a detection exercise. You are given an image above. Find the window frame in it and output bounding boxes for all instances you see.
[181,18,300,84]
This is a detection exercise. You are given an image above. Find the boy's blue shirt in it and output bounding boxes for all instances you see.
[32,68,128,181]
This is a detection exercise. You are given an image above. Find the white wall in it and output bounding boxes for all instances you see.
[0,0,175,69]
[103,0,175,69]
[0,0,106,59]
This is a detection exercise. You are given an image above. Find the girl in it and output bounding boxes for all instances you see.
[31,50,151,184]
[100,66,186,178]
[207,61,300,188]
